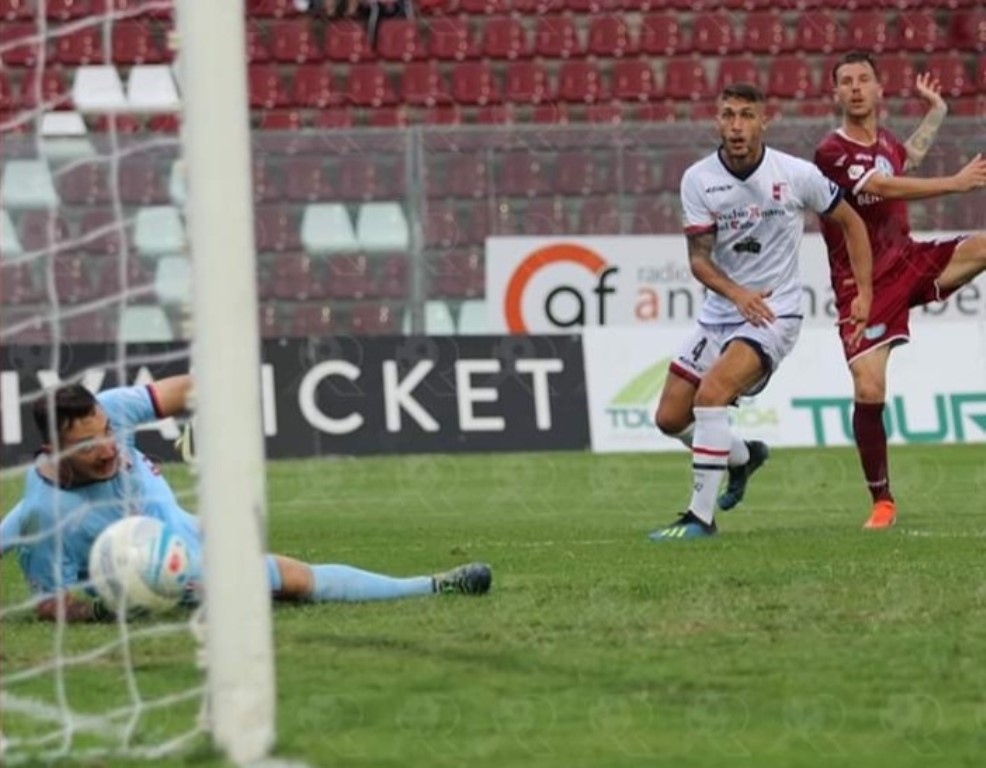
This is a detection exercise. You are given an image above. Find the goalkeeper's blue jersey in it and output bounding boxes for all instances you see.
[11,386,201,596]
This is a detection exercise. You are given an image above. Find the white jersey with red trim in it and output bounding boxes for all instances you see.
[680,146,842,324]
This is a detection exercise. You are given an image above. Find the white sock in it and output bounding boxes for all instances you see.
[689,407,732,525]
[674,421,749,467]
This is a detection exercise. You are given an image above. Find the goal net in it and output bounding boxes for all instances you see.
[0,0,274,763]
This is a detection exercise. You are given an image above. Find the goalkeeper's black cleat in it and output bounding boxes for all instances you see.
[432,562,492,595]
[718,440,770,511]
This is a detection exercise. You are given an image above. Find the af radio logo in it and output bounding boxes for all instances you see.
[504,243,618,333]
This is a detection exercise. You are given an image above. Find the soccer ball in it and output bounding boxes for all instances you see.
[88,516,193,614]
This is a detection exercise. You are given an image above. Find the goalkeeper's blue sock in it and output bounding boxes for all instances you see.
[309,564,434,602]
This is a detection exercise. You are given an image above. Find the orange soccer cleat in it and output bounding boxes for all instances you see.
[863,499,897,530]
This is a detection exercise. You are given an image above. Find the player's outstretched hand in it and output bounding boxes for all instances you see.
[952,153,986,193]
[839,291,872,351]
[914,72,946,111]
[732,288,775,327]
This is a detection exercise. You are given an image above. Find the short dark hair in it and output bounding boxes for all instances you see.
[718,83,765,104]
[33,384,99,445]
[832,51,879,84]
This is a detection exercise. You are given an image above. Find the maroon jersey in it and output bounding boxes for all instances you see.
[814,128,912,286]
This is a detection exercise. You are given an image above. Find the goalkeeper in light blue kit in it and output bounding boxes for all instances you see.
[0,375,491,622]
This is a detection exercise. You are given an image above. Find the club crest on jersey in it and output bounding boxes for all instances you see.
[848,164,865,181]
[875,155,894,176]
[771,182,787,201]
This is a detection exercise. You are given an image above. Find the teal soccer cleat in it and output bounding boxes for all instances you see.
[718,440,770,511]
[649,512,718,542]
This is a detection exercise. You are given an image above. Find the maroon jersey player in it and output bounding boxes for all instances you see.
[814,51,986,530]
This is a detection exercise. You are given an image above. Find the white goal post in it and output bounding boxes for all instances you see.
[177,0,275,763]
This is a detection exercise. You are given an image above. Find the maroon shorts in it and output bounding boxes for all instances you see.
[834,237,963,363]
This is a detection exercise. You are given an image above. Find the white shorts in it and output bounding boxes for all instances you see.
[669,317,803,396]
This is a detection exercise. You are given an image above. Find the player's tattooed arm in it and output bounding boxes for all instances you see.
[686,231,775,327]
[903,73,948,171]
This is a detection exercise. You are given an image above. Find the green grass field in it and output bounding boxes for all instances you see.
[3,444,986,767]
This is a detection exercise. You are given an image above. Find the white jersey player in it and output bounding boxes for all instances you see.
[650,83,874,542]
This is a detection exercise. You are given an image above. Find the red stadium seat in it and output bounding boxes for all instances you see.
[742,11,787,55]
[54,26,103,64]
[555,151,612,196]
[429,250,484,299]
[0,23,40,66]
[246,22,272,63]
[978,57,986,93]
[60,310,118,343]
[345,63,397,107]
[504,60,550,104]
[111,23,162,64]
[350,303,399,335]
[578,197,621,235]
[476,103,514,124]
[1,263,43,304]
[663,58,710,100]
[45,0,92,19]
[0,0,33,20]
[368,106,410,127]
[534,16,582,59]
[620,151,657,193]
[715,57,760,92]
[766,55,816,99]
[512,0,563,13]
[498,152,553,197]
[660,150,700,192]
[440,155,489,199]
[460,0,509,12]
[377,254,409,299]
[80,210,127,256]
[53,255,97,304]
[18,211,69,252]
[376,19,426,62]
[844,12,896,53]
[89,114,144,134]
[287,304,336,337]
[926,53,975,97]
[312,107,354,128]
[246,0,295,17]
[794,98,836,118]
[612,59,659,101]
[423,201,465,247]
[419,104,462,125]
[634,102,676,122]
[428,17,477,61]
[793,11,840,53]
[272,20,320,63]
[451,60,499,105]
[898,11,945,53]
[520,198,569,236]
[292,64,341,107]
[530,102,569,123]
[401,61,452,106]
[587,16,636,58]
[557,60,604,103]
[252,158,282,203]
[18,68,71,108]
[0,70,16,111]
[691,12,739,56]
[254,205,301,252]
[482,16,528,60]
[949,10,986,52]
[325,20,373,63]
[147,115,181,134]
[259,109,305,130]
[249,65,289,108]
[270,253,326,301]
[336,157,382,201]
[118,161,168,205]
[629,196,679,235]
[585,103,622,124]
[880,54,918,98]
